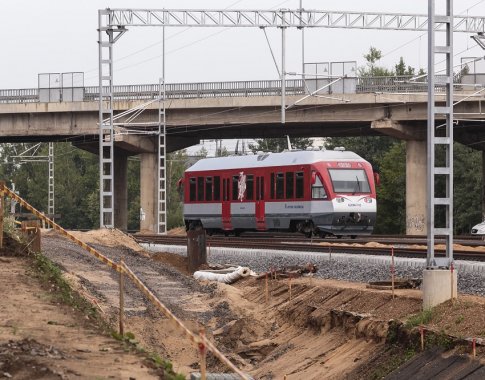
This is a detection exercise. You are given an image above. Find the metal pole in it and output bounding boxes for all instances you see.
[426,0,435,267]
[281,26,286,124]
[300,0,305,80]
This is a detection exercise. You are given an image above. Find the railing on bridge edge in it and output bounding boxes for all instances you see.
[0,76,444,104]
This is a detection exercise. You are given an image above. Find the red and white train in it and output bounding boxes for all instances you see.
[181,148,378,238]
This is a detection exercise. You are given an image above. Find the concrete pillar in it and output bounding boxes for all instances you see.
[406,140,427,235]
[422,269,457,308]
[480,151,485,240]
[114,151,128,231]
[140,152,158,233]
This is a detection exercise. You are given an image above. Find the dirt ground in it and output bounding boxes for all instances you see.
[0,256,161,379]
[1,228,485,379]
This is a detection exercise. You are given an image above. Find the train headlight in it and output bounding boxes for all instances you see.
[336,197,345,203]
[363,197,373,203]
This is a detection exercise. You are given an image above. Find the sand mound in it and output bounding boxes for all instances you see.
[167,226,186,236]
[46,228,145,253]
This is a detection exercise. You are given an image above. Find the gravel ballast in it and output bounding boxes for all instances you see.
[142,244,485,297]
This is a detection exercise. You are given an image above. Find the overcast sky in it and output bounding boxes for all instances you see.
[2,1,485,155]
[2,0,485,90]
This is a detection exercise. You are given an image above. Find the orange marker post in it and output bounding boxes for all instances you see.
[472,338,476,358]
[199,328,207,380]
[119,258,125,336]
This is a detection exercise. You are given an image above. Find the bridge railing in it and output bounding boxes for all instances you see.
[0,76,454,104]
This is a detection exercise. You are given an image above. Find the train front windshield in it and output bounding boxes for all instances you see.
[328,169,371,194]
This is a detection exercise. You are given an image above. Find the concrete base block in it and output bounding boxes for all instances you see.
[422,269,457,309]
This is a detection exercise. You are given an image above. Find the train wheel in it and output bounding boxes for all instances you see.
[336,235,342,239]
[350,235,357,239]
[319,231,327,239]
[305,231,312,238]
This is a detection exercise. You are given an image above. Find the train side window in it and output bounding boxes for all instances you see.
[246,175,254,200]
[270,173,275,199]
[296,172,304,198]
[189,177,196,202]
[276,172,284,199]
[214,176,221,201]
[260,177,264,200]
[232,175,239,200]
[197,177,204,201]
[205,177,213,201]
[286,172,294,199]
[312,173,327,199]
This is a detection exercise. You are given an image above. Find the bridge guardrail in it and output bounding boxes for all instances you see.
[0,76,456,104]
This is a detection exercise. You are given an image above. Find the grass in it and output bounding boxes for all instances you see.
[405,308,434,329]
[31,252,102,323]
[111,331,185,379]
[369,346,416,380]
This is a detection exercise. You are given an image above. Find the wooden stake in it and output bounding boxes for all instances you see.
[391,246,395,300]
[0,183,4,250]
[420,326,424,351]
[199,328,207,380]
[472,338,476,358]
[119,258,125,336]
[450,262,455,304]
[265,273,269,303]
[289,277,292,302]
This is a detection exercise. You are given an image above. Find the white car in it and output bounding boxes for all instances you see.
[471,221,485,235]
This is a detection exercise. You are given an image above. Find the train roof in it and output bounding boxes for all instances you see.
[186,150,367,172]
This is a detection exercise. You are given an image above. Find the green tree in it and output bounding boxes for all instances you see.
[325,136,397,170]
[167,150,189,229]
[358,46,393,77]
[249,137,313,153]
[373,142,406,233]
[453,142,482,233]
[394,57,416,76]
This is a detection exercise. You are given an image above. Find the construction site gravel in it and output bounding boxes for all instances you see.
[2,229,485,379]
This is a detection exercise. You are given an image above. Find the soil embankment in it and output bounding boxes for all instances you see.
[2,229,485,379]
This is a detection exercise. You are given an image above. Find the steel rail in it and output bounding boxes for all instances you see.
[134,234,485,262]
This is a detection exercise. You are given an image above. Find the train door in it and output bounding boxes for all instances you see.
[255,176,266,230]
[222,177,231,230]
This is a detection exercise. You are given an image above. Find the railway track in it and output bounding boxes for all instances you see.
[133,233,485,262]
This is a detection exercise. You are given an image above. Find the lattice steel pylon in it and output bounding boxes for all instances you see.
[98,10,126,228]
[157,26,167,235]
[48,142,54,220]
[427,0,454,268]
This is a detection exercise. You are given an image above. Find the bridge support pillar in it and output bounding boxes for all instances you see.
[139,152,158,233]
[482,151,485,221]
[114,150,128,232]
[406,139,427,235]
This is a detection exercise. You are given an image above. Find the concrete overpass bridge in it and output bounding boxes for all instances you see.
[1,76,485,234]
